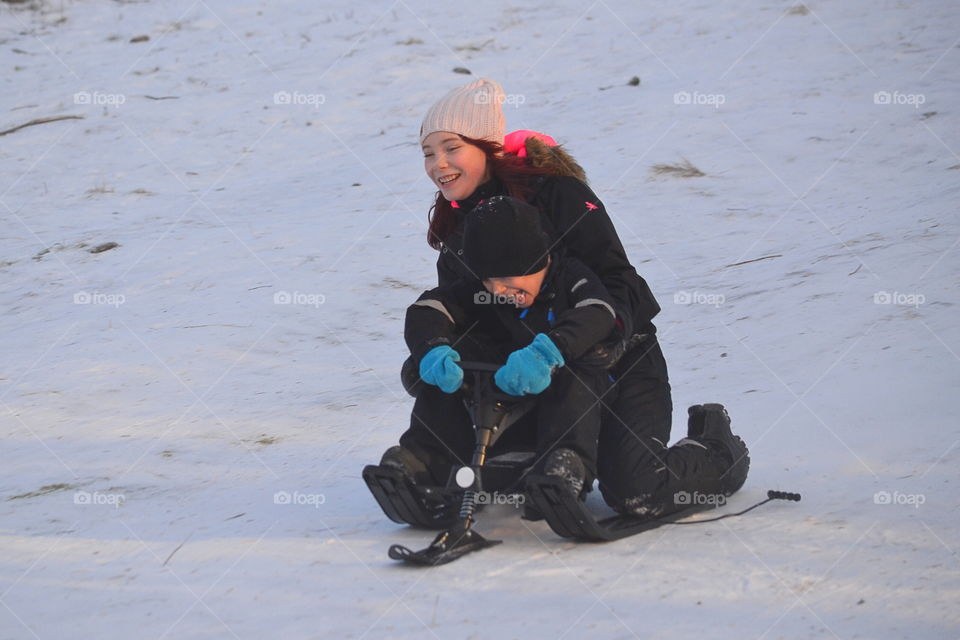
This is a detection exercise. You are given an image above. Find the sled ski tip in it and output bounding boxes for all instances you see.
[388,527,502,566]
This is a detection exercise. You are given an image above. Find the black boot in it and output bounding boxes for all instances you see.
[522,448,588,520]
[686,404,749,495]
[380,445,431,485]
[542,448,587,497]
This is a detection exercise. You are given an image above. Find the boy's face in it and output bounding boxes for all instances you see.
[482,264,548,309]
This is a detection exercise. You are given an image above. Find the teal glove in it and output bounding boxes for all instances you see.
[419,345,463,393]
[495,334,565,396]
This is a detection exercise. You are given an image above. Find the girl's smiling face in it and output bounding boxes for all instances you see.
[422,132,491,201]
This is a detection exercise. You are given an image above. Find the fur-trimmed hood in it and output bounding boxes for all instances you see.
[518,136,588,184]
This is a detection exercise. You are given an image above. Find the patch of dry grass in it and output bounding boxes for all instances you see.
[650,158,705,178]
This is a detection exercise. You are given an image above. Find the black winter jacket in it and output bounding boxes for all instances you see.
[434,175,661,337]
[406,254,617,366]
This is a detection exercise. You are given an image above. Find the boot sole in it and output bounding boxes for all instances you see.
[719,435,750,495]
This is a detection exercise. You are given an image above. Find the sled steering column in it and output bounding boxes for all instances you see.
[387,361,534,566]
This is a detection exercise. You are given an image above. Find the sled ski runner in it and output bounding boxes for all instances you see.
[386,482,802,565]
[525,474,801,542]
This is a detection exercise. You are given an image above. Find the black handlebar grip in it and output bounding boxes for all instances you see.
[767,490,802,502]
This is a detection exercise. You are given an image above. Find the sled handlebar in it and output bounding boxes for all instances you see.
[457,360,501,373]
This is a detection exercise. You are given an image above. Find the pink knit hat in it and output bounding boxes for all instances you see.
[419,78,506,146]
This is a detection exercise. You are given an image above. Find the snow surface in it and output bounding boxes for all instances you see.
[1,0,958,638]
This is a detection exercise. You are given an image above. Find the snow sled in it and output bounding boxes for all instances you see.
[364,360,801,566]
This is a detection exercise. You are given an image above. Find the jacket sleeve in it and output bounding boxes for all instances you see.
[403,278,477,363]
[534,176,661,335]
[404,285,465,364]
[546,259,617,362]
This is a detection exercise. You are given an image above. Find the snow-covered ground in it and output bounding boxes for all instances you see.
[1,0,958,637]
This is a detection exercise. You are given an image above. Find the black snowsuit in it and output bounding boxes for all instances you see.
[424,174,729,514]
[400,254,617,485]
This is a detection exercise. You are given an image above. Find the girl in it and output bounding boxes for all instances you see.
[382,78,748,518]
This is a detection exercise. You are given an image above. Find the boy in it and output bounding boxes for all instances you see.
[384,195,621,497]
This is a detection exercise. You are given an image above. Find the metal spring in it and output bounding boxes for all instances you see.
[459,490,477,520]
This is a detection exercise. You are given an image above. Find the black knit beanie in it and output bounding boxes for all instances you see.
[463,195,549,279]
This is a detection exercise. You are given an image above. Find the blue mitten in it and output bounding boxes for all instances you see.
[419,345,463,393]
[495,334,565,396]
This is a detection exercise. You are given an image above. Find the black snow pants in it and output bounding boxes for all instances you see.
[595,328,730,515]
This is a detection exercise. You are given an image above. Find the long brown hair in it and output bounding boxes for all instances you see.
[426,136,553,250]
